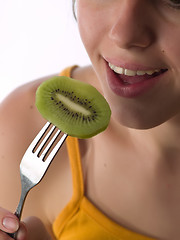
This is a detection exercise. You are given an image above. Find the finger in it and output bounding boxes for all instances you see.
[0,230,15,240]
[23,216,51,240]
[16,222,27,240]
[0,207,19,233]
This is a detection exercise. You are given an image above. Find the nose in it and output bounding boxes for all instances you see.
[108,1,155,50]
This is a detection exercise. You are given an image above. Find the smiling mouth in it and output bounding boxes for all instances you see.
[106,61,169,98]
[108,62,168,84]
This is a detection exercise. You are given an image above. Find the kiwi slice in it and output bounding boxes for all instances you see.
[36,76,111,139]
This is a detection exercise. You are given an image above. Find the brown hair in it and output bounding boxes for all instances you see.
[72,0,77,19]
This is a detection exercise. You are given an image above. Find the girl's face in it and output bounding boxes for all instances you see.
[76,0,180,129]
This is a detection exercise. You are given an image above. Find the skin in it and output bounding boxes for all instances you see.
[1,0,180,239]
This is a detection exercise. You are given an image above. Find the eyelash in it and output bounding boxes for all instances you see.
[162,0,180,9]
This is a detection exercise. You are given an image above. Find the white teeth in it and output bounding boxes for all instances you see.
[145,70,155,75]
[114,66,124,74]
[137,70,146,76]
[109,63,160,76]
[124,69,136,76]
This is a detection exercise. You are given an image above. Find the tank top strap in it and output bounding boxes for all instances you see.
[58,65,78,78]
[66,136,84,200]
[53,136,84,238]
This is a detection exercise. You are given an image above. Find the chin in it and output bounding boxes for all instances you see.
[109,102,175,130]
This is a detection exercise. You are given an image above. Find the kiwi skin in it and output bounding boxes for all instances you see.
[36,76,111,139]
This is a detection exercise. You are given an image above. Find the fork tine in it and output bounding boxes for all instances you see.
[44,133,68,166]
[35,123,56,155]
[31,122,51,152]
[39,128,62,161]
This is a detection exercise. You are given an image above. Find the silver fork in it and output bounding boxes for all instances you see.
[8,122,68,239]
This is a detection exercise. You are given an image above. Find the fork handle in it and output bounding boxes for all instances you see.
[8,190,29,239]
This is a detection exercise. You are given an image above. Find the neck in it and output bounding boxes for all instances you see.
[145,115,180,151]
[99,114,180,163]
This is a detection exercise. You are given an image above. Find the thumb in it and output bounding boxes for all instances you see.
[0,207,19,233]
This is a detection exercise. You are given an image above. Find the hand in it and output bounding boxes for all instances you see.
[0,207,51,240]
[0,206,26,239]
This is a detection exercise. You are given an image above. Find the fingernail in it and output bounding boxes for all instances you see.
[2,217,19,231]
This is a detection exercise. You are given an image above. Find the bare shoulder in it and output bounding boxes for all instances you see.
[0,74,61,143]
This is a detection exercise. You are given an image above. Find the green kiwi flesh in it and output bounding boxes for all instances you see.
[36,76,111,138]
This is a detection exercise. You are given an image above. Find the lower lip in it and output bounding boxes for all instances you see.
[106,63,167,98]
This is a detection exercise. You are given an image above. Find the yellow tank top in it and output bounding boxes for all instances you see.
[52,66,156,240]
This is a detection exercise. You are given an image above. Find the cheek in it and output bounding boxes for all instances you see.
[76,3,106,60]
[165,43,180,71]
[159,23,180,71]
[160,30,180,96]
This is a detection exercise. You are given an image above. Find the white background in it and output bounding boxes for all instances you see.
[0,0,90,102]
